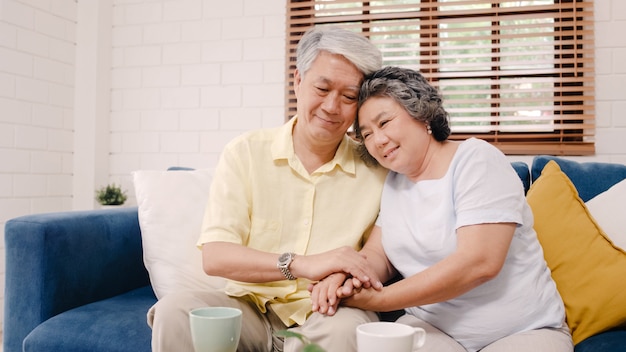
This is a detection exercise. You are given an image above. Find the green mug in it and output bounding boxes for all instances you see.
[189,307,242,352]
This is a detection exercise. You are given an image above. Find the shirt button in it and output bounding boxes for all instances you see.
[304,220,309,225]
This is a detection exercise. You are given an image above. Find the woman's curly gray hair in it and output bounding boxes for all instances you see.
[353,66,451,166]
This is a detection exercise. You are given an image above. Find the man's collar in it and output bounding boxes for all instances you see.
[271,116,356,175]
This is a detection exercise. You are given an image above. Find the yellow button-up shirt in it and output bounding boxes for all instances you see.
[198,116,387,326]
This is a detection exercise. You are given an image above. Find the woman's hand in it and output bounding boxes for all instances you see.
[342,286,384,311]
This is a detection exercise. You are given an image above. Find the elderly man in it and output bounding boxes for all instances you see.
[148,26,387,352]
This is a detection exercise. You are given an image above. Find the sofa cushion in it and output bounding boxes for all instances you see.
[531,155,626,202]
[526,160,626,344]
[586,179,626,251]
[133,169,225,300]
[23,286,155,352]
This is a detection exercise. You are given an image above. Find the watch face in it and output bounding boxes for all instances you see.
[278,252,292,266]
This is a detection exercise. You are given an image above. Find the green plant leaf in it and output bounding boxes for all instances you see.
[274,330,327,352]
[302,344,326,352]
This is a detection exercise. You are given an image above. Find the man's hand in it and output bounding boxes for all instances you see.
[291,246,383,290]
[308,272,346,316]
[309,271,381,316]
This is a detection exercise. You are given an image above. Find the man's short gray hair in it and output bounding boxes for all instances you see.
[295,27,382,77]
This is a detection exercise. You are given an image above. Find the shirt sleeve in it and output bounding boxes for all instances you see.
[453,140,527,229]
[197,137,251,246]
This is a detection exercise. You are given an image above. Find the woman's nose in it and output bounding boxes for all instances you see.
[373,131,388,146]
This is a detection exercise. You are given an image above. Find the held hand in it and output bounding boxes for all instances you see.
[309,272,347,316]
[292,246,383,290]
[309,274,379,316]
[337,277,365,298]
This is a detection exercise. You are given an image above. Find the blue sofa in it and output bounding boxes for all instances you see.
[4,156,626,352]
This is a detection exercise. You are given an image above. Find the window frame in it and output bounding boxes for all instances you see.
[285,0,595,155]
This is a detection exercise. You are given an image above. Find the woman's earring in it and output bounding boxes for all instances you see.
[426,125,432,135]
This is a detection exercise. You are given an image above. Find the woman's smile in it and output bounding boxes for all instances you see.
[383,146,399,160]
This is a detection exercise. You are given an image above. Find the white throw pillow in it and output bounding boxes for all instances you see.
[133,169,225,299]
[586,178,626,252]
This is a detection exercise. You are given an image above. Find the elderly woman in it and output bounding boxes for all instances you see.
[310,66,573,352]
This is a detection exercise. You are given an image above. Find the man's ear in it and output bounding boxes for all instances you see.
[293,68,302,98]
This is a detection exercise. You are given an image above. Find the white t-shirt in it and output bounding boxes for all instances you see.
[378,138,564,352]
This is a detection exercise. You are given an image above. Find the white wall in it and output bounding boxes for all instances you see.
[0,0,624,330]
[593,0,626,164]
[73,1,113,210]
[109,0,287,205]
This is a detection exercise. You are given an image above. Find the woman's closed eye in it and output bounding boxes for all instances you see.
[360,129,373,140]
[361,119,391,140]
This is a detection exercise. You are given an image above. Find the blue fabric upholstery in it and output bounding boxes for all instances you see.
[511,161,531,194]
[4,207,152,352]
[531,155,626,202]
[23,286,154,352]
[575,330,626,352]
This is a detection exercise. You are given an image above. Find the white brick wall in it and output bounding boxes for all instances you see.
[109,0,286,198]
[592,0,626,164]
[1,0,626,332]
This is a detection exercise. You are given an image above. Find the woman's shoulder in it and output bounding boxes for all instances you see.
[459,137,492,150]
[451,138,510,177]
[457,137,505,159]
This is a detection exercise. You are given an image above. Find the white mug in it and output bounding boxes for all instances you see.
[189,307,242,352]
[357,322,426,352]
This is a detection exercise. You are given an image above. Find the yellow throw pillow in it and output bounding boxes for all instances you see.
[527,160,626,344]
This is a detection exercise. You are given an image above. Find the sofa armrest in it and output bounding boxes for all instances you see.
[4,207,150,352]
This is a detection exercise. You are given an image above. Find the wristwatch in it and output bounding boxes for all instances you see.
[277,252,297,280]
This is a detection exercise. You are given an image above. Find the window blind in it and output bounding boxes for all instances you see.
[286,0,595,155]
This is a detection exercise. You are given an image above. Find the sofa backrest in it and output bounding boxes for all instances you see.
[531,155,626,202]
[511,161,531,194]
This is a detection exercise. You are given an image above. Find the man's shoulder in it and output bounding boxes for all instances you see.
[224,125,282,150]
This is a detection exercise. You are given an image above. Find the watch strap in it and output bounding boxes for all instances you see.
[278,252,297,280]
[279,265,297,280]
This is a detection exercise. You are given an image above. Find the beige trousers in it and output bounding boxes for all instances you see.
[147,289,379,352]
[396,314,574,352]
